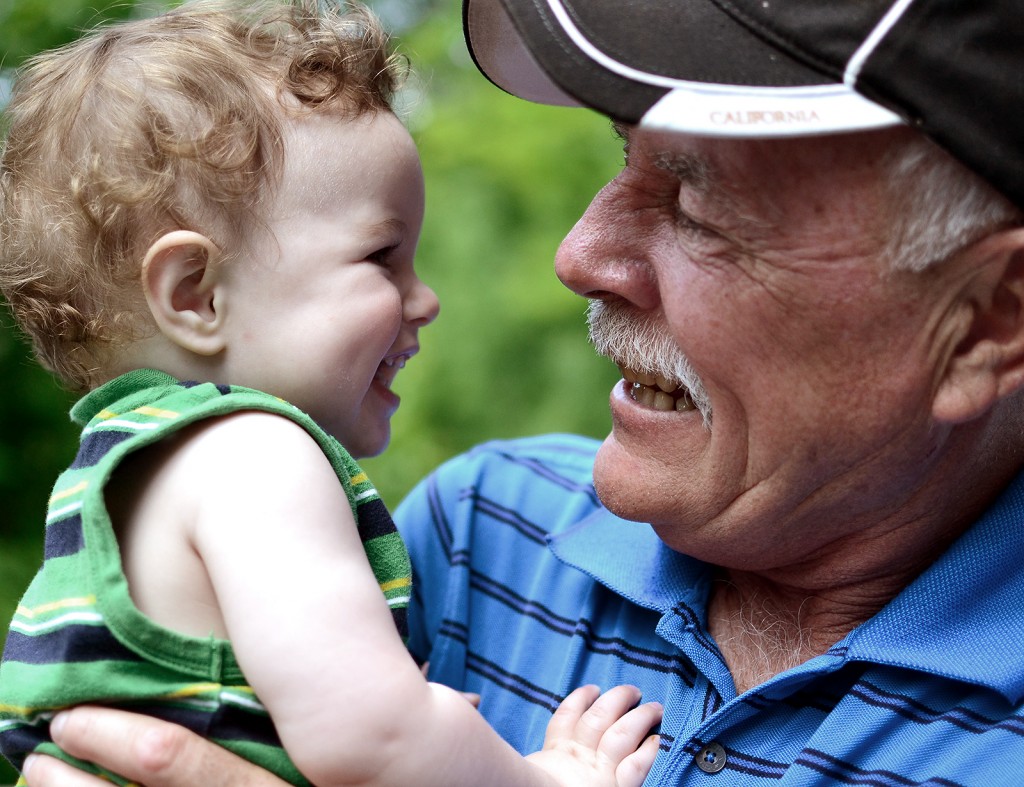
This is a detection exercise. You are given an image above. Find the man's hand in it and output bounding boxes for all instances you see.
[22,707,289,787]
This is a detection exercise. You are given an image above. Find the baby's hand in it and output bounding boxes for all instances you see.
[526,684,662,787]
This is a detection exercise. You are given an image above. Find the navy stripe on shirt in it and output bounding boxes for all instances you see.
[851,680,1024,737]
[44,513,84,559]
[795,748,963,786]
[3,626,142,665]
[69,430,133,469]
[460,490,549,545]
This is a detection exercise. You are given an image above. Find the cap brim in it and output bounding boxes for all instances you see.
[464,0,904,138]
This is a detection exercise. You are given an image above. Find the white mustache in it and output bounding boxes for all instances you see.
[587,300,713,427]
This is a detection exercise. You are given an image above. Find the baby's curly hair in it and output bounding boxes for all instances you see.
[0,0,404,391]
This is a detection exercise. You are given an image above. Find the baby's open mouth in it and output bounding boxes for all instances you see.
[618,365,696,412]
[375,353,412,390]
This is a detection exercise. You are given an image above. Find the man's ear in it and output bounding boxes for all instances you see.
[142,230,226,356]
[933,227,1024,423]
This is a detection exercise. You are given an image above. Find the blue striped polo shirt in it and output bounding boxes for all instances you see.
[395,433,1024,785]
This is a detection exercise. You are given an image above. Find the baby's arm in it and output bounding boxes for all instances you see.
[170,412,661,786]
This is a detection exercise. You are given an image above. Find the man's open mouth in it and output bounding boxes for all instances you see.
[619,365,696,412]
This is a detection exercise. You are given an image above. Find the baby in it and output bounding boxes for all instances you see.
[0,1,661,786]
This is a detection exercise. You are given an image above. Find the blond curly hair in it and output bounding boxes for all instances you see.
[0,0,404,391]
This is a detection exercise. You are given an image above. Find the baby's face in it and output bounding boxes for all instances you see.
[219,111,438,457]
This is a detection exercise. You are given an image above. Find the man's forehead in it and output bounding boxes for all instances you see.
[612,121,910,235]
[619,121,901,190]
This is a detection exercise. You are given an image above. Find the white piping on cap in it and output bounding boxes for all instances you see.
[544,0,701,90]
[541,0,903,136]
[844,0,917,87]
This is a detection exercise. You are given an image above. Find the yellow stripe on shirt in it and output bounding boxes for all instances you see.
[16,595,97,618]
[133,406,179,419]
[49,481,88,504]
[380,577,412,592]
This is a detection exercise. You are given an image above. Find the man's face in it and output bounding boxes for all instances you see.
[556,127,966,570]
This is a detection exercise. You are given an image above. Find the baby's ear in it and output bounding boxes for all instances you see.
[142,231,226,356]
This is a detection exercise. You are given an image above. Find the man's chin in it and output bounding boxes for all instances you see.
[592,434,723,555]
[591,438,659,524]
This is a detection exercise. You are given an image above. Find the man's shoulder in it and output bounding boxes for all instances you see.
[396,433,605,548]
[459,433,601,480]
[423,434,602,517]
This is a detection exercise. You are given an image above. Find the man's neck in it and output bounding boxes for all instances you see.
[706,569,905,694]
[702,416,1024,695]
[705,492,992,693]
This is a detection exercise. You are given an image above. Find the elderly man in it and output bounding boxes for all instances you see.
[19,0,1024,784]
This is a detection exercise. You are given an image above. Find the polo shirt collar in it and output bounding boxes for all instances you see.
[549,470,1024,703]
[848,469,1024,703]
[548,509,712,615]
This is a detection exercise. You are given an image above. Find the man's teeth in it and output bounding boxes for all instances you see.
[618,365,695,412]
[382,356,407,369]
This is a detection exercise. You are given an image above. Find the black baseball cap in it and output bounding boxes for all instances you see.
[463,0,1024,209]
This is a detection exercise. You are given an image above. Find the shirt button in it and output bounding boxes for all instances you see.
[695,741,727,774]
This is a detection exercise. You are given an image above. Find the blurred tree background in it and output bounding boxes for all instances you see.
[1,0,621,780]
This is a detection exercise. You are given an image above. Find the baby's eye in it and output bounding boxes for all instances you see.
[367,245,397,267]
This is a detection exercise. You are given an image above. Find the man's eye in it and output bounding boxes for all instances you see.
[674,207,731,248]
[675,208,706,234]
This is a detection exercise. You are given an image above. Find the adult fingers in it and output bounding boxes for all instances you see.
[22,754,109,787]
[44,706,289,787]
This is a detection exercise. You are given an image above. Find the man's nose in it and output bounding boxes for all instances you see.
[554,181,659,310]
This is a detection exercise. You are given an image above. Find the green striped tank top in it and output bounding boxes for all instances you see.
[0,369,412,785]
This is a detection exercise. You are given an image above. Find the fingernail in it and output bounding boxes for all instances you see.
[22,753,37,778]
[50,711,67,738]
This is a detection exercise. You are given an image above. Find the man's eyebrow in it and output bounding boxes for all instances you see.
[653,150,712,192]
[610,120,713,192]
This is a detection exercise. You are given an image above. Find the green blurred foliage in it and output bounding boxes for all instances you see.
[0,1,621,780]
[0,0,145,69]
